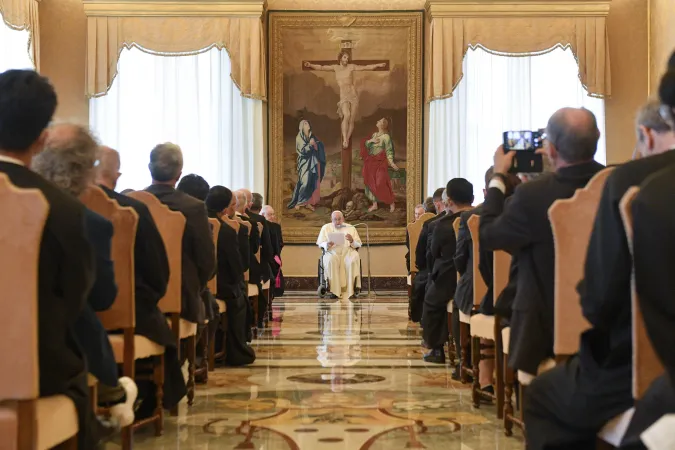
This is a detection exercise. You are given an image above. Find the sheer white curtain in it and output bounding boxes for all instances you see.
[428,47,606,203]
[0,15,34,71]
[90,47,264,193]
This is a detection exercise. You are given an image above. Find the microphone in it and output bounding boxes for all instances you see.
[351,222,374,299]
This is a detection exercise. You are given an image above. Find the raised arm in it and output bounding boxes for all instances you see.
[353,62,387,71]
[304,61,334,71]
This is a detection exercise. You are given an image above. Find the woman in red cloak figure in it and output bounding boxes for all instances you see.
[360,117,399,212]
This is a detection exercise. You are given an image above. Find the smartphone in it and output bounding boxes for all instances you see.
[503,130,544,152]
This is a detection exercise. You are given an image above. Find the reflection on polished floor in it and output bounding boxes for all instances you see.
[112,295,525,449]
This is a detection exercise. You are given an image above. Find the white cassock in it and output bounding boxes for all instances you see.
[316,223,362,298]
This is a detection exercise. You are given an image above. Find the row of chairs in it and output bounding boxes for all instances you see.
[0,177,271,449]
[406,168,665,445]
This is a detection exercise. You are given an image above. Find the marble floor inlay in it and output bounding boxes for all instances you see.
[107,295,525,449]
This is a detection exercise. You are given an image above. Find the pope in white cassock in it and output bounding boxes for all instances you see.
[316,211,362,299]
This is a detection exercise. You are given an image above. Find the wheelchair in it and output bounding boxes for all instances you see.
[317,247,363,298]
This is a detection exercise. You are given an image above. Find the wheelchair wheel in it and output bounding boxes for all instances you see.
[317,285,327,298]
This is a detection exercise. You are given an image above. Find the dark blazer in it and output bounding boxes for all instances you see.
[578,150,675,377]
[209,213,245,300]
[267,221,282,275]
[238,212,260,283]
[632,163,675,387]
[454,207,480,315]
[146,184,215,324]
[405,230,411,273]
[73,209,118,386]
[414,211,445,271]
[0,162,94,397]
[100,186,174,347]
[235,218,251,273]
[428,211,463,290]
[480,160,604,374]
[247,209,274,283]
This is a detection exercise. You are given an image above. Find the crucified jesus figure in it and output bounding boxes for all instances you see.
[304,51,387,149]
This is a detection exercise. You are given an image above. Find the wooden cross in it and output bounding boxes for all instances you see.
[302,41,389,191]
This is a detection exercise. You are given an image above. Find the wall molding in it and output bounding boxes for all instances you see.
[82,0,266,17]
[425,0,611,18]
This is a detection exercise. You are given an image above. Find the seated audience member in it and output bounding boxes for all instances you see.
[33,125,137,428]
[261,205,285,297]
[410,188,445,322]
[0,70,97,447]
[524,101,675,449]
[251,192,278,292]
[176,173,219,325]
[205,186,256,365]
[481,108,604,382]
[316,211,363,299]
[234,189,258,335]
[620,164,675,449]
[422,179,474,363]
[146,144,216,325]
[423,196,435,213]
[95,146,186,415]
[405,204,426,274]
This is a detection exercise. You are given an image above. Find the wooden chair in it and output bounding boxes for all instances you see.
[549,168,614,362]
[597,186,665,446]
[464,215,502,411]
[127,191,192,414]
[0,174,79,449]
[406,212,435,319]
[81,186,166,447]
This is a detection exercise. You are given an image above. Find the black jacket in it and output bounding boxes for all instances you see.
[579,150,675,376]
[247,209,275,283]
[100,186,174,347]
[209,213,245,300]
[414,211,445,271]
[424,211,464,306]
[0,162,94,397]
[146,184,216,324]
[454,207,480,315]
[480,161,605,374]
[74,209,118,386]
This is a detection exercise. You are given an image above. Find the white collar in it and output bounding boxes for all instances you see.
[0,154,25,166]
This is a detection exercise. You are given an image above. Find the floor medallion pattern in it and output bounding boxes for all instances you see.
[106,296,524,449]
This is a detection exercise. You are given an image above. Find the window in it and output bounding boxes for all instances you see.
[427,46,606,203]
[89,47,264,193]
[0,15,34,72]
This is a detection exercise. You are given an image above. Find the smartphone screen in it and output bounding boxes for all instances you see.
[503,130,544,151]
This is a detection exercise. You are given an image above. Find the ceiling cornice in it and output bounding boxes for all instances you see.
[82,0,266,17]
[425,0,611,19]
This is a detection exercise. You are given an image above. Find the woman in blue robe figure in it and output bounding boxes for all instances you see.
[288,119,326,211]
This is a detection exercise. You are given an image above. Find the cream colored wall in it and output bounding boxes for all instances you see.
[39,0,88,124]
[650,0,675,93]
[604,0,649,165]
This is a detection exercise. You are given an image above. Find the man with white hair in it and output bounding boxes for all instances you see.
[262,205,285,297]
[316,211,362,299]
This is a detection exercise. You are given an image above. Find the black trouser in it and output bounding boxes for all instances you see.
[524,356,633,450]
[224,292,256,366]
[137,346,187,412]
[452,306,462,363]
[421,285,449,349]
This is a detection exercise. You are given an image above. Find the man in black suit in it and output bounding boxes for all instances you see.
[234,189,259,333]
[410,187,445,323]
[422,179,474,363]
[0,70,96,447]
[241,189,274,328]
[145,143,216,325]
[523,102,675,449]
[405,204,426,274]
[95,146,187,412]
[481,108,604,385]
[261,204,285,297]
[206,186,256,366]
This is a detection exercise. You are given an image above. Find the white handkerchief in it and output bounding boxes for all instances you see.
[328,232,345,246]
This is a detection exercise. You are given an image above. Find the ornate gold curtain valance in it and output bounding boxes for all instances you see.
[425,0,612,102]
[0,0,41,69]
[82,0,267,100]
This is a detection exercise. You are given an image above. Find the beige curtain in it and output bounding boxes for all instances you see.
[427,16,611,101]
[0,0,40,70]
[86,16,265,100]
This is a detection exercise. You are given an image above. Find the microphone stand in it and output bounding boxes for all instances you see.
[352,222,375,301]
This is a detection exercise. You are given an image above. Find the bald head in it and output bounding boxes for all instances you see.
[546,107,599,165]
[234,189,248,213]
[96,146,121,189]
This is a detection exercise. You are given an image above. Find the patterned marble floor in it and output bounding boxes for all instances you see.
[109,296,525,449]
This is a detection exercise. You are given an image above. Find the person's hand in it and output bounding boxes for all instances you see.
[304,61,311,68]
[493,145,516,175]
[390,162,400,171]
[345,234,354,243]
[327,241,335,249]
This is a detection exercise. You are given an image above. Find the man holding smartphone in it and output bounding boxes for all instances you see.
[479,107,604,385]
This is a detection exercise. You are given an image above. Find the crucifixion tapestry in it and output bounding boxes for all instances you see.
[268,11,423,244]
